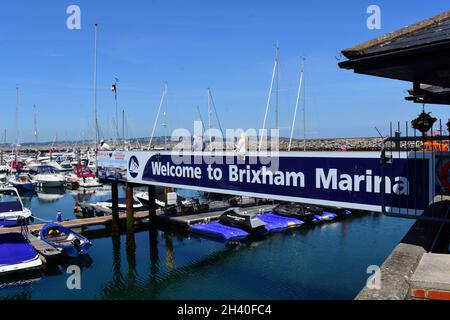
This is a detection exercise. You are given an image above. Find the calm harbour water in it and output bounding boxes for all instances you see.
[0,187,414,300]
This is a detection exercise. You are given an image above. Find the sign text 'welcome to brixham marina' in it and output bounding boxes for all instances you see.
[125,151,432,213]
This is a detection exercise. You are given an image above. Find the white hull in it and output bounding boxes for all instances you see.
[36,193,64,202]
[0,187,33,222]
[0,256,42,274]
[35,174,66,188]
[66,175,102,188]
[135,191,166,207]
[38,180,66,188]
[0,209,32,221]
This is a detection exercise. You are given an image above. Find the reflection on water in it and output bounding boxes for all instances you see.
[36,187,66,203]
[16,186,116,223]
[0,186,415,300]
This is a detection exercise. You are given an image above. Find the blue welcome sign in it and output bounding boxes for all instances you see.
[125,151,432,213]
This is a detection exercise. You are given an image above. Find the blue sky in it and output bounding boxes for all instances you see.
[0,0,449,143]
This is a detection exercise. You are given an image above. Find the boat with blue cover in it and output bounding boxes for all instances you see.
[258,213,304,232]
[313,207,352,222]
[190,221,249,241]
[0,233,42,275]
[313,211,339,222]
[190,208,266,241]
[39,223,92,257]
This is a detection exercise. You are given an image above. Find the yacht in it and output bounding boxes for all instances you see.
[29,165,65,188]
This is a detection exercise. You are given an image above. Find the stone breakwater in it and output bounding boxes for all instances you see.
[0,137,423,153]
[278,137,385,151]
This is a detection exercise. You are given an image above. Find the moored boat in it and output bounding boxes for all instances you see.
[29,165,65,188]
[218,208,266,233]
[190,221,249,241]
[39,223,92,257]
[8,174,38,192]
[258,212,304,232]
[95,197,144,210]
[65,165,102,189]
[0,233,42,275]
[190,208,266,242]
[135,191,168,207]
[0,187,33,227]
[272,202,324,222]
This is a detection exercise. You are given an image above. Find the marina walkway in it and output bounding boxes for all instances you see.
[0,204,276,234]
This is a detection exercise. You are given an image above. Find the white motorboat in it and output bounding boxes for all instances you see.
[0,233,42,275]
[95,196,144,210]
[135,191,166,207]
[0,187,32,227]
[29,165,65,188]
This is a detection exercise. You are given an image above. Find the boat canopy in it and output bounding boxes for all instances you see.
[31,165,59,175]
[0,233,38,267]
[0,189,23,213]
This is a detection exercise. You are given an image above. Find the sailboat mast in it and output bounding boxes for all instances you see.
[112,78,120,143]
[288,58,304,151]
[302,59,306,151]
[163,82,168,151]
[15,87,19,148]
[148,84,167,150]
[275,46,279,131]
[207,87,212,151]
[122,109,125,146]
[93,24,99,171]
[196,106,206,132]
[258,50,278,152]
[14,86,19,159]
[33,104,38,145]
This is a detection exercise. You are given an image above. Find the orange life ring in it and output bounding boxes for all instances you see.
[439,161,450,191]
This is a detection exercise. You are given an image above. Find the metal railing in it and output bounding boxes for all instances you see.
[380,120,450,222]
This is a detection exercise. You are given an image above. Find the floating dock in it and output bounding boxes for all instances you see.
[0,211,150,235]
[0,204,276,235]
[24,232,60,259]
[158,204,275,228]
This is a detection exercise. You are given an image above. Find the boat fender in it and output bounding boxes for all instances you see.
[48,228,60,236]
[439,161,450,192]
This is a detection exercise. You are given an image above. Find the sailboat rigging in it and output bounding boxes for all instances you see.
[93,24,99,172]
[148,83,168,150]
[259,47,279,152]
[206,88,224,151]
[33,104,38,146]
[288,57,305,151]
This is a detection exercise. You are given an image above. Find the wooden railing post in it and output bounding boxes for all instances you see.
[111,182,119,234]
[148,185,156,223]
[126,183,134,233]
